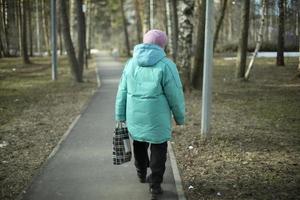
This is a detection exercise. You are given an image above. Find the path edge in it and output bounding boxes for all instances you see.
[16,58,102,200]
[168,141,187,200]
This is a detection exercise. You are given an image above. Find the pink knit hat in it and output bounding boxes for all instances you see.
[143,29,168,48]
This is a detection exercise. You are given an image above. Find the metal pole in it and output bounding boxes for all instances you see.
[36,0,40,55]
[201,0,214,137]
[51,0,57,80]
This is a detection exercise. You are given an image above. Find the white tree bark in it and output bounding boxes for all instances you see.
[244,0,267,80]
[165,0,173,55]
[177,0,194,92]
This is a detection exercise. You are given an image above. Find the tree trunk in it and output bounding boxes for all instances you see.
[17,0,22,55]
[171,0,178,61]
[121,0,131,57]
[42,0,50,55]
[134,0,142,43]
[59,0,82,82]
[166,0,174,57]
[21,0,30,63]
[177,0,194,92]
[245,0,267,80]
[28,2,33,56]
[76,0,85,74]
[1,0,10,56]
[143,0,150,33]
[297,1,300,71]
[192,0,206,90]
[56,0,63,56]
[150,0,154,29]
[235,0,250,79]
[213,0,228,51]
[276,0,285,66]
[70,0,78,51]
[36,0,41,55]
[86,0,92,57]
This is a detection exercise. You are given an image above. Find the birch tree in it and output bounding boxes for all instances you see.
[244,0,267,80]
[177,0,194,92]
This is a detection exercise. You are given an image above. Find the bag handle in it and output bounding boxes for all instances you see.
[116,121,126,128]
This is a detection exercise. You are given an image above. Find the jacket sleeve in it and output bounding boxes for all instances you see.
[162,62,185,125]
[115,64,128,121]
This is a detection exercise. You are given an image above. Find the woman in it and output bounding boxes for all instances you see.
[115,29,185,199]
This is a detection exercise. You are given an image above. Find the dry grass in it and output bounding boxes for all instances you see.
[173,57,300,200]
[0,56,97,200]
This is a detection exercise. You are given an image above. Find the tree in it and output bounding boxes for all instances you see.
[70,0,78,51]
[42,0,50,55]
[59,0,83,82]
[276,0,285,66]
[143,0,150,33]
[245,0,267,80]
[35,0,41,55]
[297,1,300,71]
[213,0,228,51]
[192,0,206,90]
[120,0,130,57]
[86,0,92,58]
[28,2,33,56]
[76,0,85,71]
[56,0,63,56]
[236,0,250,79]
[134,0,142,43]
[177,0,194,92]
[165,0,178,61]
[20,0,30,64]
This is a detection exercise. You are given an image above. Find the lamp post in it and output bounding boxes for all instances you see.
[201,0,214,137]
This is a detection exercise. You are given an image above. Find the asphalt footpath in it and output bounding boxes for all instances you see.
[20,51,180,200]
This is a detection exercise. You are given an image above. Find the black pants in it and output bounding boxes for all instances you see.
[133,140,168,188]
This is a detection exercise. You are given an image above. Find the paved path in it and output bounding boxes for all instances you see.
[20,51,179,200]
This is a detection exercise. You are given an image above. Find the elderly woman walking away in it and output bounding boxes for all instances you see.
[115,29,185,200]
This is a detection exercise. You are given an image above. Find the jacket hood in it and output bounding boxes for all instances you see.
[133,44,166,67]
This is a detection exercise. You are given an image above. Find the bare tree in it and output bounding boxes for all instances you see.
[244,0,267,80]
[20,0,30,63]
[213,0,228,51]
[59,0,83,82]
[143,0,150,33]
[28,2,33,56]
[42,0,50,55]
[165,0,178,61]
[121,0,130,57]
[192,0,206,89]
[297,1,300,72]
[236,0,250,79]
[276,0,285,66]
[134,0,142,43]
[177,0,194,92]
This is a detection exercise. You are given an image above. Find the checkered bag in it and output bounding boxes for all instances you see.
[112,122,132,165]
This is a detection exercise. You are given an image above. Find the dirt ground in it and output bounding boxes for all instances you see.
[172,57,300,200]
[0,56,97,200]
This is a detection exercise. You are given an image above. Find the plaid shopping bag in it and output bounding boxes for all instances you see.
[112,122,132,165]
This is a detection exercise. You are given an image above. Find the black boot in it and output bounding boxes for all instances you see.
[149,185,163,200]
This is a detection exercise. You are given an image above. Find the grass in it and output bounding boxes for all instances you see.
[173,57,300,200]
[0,56,97,200]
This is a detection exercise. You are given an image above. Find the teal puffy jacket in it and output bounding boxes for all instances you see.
[115,44,185,144]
